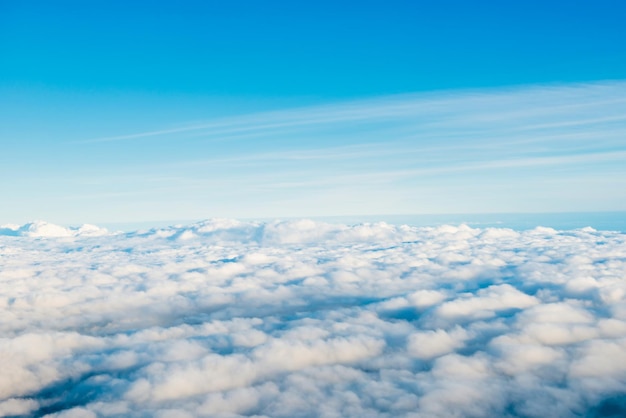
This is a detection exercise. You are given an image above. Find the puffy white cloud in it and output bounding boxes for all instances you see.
[0,219,625,417]
[436,284,539,320]
[0,398,39,416]
[569,338,626,378]
[0,221,109,238]
[407,327,471,359]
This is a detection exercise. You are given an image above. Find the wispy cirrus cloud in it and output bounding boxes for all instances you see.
[79,81,626,148]
[10,81,626,223]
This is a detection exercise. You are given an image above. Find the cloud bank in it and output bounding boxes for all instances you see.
[1,219,626,417]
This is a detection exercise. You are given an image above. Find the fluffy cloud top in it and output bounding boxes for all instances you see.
[0,221,108,238]
[1,219,625,417]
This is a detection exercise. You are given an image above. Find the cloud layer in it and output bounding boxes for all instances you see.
[1,219,626,417]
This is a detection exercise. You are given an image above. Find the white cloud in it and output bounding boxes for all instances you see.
[0,219,625,416]
[0,398,39,416]
[0,221,109,238]
[436,284,539,320]
[407,327,471,359]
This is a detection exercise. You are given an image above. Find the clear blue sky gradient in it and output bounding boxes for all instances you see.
[1,0,625,224]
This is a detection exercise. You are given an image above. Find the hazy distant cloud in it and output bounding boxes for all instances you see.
[1,219,626,416]
[0,221,108,238]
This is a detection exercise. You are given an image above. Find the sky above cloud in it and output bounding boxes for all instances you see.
[1,219,626,417]
[2,1,626,224]
[2,81,626,224]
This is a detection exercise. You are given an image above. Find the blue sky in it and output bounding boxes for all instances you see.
[1,0,625,224]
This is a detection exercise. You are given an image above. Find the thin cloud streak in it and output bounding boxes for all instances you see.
[79,81,626,146]
[26,81,626,221]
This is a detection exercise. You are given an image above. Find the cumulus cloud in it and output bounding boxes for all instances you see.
[1,219,626,417]
[436,284,539,320]
[0,221,109,238]
[407,327,471,360]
